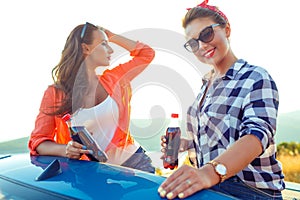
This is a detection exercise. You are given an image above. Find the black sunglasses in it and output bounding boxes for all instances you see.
[80,22,98,41]
[184,23,220,53]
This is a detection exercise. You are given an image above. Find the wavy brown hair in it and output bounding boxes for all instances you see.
[49,23,98,116]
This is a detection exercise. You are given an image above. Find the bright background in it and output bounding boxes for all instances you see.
[0,0,299,142]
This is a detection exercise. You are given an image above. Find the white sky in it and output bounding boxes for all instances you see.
[0,0,299,142]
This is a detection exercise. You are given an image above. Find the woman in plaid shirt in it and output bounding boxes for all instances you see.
[158,0,285,199]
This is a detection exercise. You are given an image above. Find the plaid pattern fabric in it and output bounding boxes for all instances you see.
[186,59,285,191]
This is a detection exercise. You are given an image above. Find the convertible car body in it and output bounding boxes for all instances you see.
[0,153,236,200]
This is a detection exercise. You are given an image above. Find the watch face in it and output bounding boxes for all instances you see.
[216,164,227,175]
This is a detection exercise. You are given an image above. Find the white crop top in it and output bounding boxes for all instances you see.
[71,95,119,151]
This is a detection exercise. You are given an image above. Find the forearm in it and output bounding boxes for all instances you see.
[36,141,67,157]
[108,33,137,52]
[194,134,263,188]
[213,134,263,179]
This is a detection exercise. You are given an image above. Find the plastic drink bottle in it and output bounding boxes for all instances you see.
[62,114,76,136]
[163,113,181,169]
[62,113,85,148]
[62,114,107,162]
[71,126,108,162]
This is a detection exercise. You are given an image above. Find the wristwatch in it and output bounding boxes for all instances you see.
[207,160,227,183]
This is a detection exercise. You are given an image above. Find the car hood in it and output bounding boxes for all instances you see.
[0,154,235,199]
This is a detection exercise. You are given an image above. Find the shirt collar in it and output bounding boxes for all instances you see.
[202,59,247,83]
[224,59,247,80]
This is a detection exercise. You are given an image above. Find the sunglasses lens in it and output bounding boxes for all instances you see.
[80,22,98,41]
[81,23,88,40]
[199,26,214,43]
[184,39,199,52]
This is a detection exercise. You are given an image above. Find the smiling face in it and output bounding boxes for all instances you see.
[185,17,231,67]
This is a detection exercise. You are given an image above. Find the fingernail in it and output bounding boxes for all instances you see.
[159,190,166,197]
[88,150,94,154]
[166,192,173,199]
[178,193,184,198]
[157,187,163,193]
[82,145,87,150]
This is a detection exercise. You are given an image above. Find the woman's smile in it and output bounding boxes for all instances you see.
[203,47,216,58]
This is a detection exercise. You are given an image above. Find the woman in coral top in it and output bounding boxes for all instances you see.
[28,22,155,173]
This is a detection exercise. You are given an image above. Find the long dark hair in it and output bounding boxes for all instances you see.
[48,23,98,116]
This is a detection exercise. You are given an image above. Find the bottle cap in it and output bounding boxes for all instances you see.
[171,113,179,118]
[62,113,71,122]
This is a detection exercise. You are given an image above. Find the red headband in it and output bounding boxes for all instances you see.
[187,0,228,23]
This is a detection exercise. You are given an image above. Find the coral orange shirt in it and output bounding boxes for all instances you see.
[28,42,155,156]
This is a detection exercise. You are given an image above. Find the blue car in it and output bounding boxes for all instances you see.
[0,153,237,200]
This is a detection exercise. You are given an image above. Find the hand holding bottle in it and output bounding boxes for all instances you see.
[161,136,192,153]
[65,140,91,159]
[161,133,198,168]
[62,114,92,160]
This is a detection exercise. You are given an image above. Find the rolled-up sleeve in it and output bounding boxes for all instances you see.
[99,42,155,89]
[240,70,279,151]
[28,86,58,155]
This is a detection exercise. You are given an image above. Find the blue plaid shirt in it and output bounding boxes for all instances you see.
[186,59,285,191]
